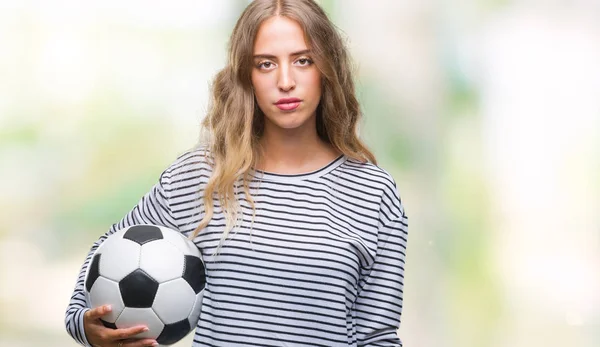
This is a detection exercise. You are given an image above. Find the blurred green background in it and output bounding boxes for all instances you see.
[1,0,598,346]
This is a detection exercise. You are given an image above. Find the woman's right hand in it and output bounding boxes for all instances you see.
[83,305,158,347]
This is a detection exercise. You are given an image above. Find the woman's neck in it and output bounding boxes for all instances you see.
[256,130,340,174]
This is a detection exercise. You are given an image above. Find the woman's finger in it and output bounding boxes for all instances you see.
[121,338,158,347]
[107,325,150,341]
[84,305,112,320]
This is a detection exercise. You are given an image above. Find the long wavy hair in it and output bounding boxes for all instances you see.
[192,0,377,251]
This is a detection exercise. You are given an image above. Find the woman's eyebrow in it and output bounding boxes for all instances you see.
[253,49,312,60]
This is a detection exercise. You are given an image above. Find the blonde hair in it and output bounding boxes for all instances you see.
[192,0,377,252]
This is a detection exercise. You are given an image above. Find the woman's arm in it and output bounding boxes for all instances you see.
[354,180,408,346]
[64,169,177,346]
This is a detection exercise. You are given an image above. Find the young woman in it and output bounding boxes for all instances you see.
[65,0,408,346]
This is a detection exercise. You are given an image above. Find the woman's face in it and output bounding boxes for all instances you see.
[251,16,322,135]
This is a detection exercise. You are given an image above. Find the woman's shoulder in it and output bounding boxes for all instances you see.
[342,156,399,191]
[341,156,405,215]
[160,144,213,184]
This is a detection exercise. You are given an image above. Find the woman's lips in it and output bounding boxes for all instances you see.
[275,101,301,111]
[275,97,302,111]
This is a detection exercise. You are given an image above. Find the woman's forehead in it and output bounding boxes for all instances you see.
[253,16,309,56]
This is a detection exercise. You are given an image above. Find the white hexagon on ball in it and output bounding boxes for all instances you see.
[161,228,201,258]
[116,307,164,340]
[87,277,125,323]
[98,237,141,282]
[139,240,184,283]
[188,292,204,329]
[153,278,196,324]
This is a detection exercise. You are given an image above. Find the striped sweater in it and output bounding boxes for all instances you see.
[65,147,408,346]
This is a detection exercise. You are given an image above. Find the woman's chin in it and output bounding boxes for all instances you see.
[264,114,314,131]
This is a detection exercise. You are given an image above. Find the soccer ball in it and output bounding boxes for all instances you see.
[84,224,205,345]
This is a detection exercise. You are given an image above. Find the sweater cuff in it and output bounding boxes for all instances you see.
[77,307,92,346]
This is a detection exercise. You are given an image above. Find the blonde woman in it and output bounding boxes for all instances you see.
[65,0,408,346]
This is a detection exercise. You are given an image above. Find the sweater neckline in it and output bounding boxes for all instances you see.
[251,154,346,182]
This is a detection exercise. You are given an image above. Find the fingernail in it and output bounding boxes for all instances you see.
[152,343,158,346]
[143,327,149,332]
[105,305,112,312]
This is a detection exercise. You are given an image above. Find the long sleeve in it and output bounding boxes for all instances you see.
[64,169,178,346]
[355,181,408,346]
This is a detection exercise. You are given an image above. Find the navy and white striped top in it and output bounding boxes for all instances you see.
[65,147,408,346]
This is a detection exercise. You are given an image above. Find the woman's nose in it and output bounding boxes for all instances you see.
[277,64,296,91]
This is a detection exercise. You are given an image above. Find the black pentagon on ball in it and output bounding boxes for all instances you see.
[183,255,206,294]
[100,319,117,329]
[123,225,163,245]
[156,318,190,345]
[119,269,159,308]
[85,253,102,292]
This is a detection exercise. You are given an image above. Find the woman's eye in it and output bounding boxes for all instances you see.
[258,61,273,69]
[297,58,313,66]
